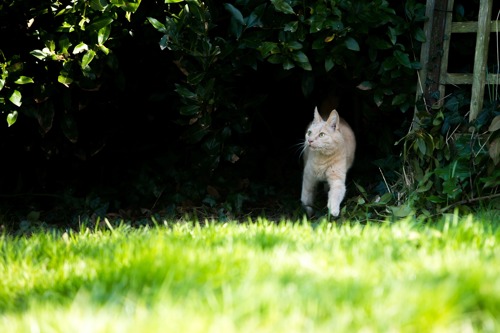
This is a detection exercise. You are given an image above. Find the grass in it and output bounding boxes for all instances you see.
[1,213,499,332]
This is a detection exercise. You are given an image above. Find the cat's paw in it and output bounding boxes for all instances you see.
[302,204,315,217]
[328,205,340,217]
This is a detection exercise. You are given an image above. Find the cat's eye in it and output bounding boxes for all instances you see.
[307,130,312,136]
[319,132,325,137]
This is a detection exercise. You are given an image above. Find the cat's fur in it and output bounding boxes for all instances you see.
[301,107,356,217]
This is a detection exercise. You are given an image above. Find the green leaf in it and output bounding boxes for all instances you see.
[414,27,426,42]
[271,0,295,15]
[376,192,393,205]
[87,16,114,32]
[224,3,244,25]
[124,2,141,13]
[284,21,298,32]
[387,27,397,45]
[345,37,360,51]
[283,59,295,71]
[73,43,89,54]
[325,57,334,72]
[443,177,460,198]
[245,12,262,29]
[58,74,73,86]
[30,49,48,60]
[180,104,201,116]
[14,76,34,84]
[389,205,414,218]
[286,41,302,50]
[98,44,110,55]
[416,138,426,155]
[98,25,111,45]
[428,195,445,203]
[188,73,205,85]
[59,36,71,54]
[81,50,96,68]
[57,21,76,33]
[488,138,500,165]
[90,0,109,11]
[394,50,411,68]
[411,61,422,70]
[391,93,407,106]
[9,90,22,107]
[258,42,279,57]
[147,17,167,33]
[356,81,372,91]
[489,115,500,132]
[292,51,312,71]
[374,93,384,107]
[0,79,4,91]
[46,39,56,52]
[7,111,18,127]
[165,0,183,2]
[159,35,169,51]
[229,16,243,39]
[175,84,197,100]
[309,16,325,33]
[110,0,141,12]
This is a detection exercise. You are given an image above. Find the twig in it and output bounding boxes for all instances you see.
[379,167,392,194]
[440,193,500,213]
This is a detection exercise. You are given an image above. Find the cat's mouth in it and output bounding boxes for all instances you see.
[307,143,321,151]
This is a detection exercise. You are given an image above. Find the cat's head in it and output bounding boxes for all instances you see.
[304,107,342,153]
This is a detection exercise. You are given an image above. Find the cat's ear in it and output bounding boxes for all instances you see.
[326,109,339,130]
[313,107,323,123]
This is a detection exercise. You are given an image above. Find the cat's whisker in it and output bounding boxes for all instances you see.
[290,141,308,158]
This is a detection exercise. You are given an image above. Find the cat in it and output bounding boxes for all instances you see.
[301,107,356,217]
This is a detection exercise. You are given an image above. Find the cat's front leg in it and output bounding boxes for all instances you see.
[327,178,346,217]
[301,173,317,217]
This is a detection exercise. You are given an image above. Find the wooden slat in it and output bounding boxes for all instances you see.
[443,73,473,85]
[451,21,500,33]
[437,0,455,108]
[443,73,500,85]
[470,0,493,121]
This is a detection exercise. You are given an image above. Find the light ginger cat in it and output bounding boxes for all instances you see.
[301,107,356,217]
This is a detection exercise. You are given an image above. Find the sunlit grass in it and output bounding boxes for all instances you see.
[1,214,499,332]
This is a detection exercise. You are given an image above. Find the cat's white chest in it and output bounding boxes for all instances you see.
[304,151,330,181]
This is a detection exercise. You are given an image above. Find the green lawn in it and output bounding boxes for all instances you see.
[1,213,499,332]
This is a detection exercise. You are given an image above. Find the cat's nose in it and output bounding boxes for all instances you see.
[308,139,313,145]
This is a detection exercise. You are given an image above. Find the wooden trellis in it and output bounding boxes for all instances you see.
[417,0,499,122]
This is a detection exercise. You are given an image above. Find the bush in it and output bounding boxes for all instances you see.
[11,0,497,221]
[0,0,143,133]
[147,0,426,171]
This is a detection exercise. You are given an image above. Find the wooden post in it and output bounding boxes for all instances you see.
[422,0,449,109]
[470,0,494,122]
[416,0,434,110]
[437,0,455,108]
